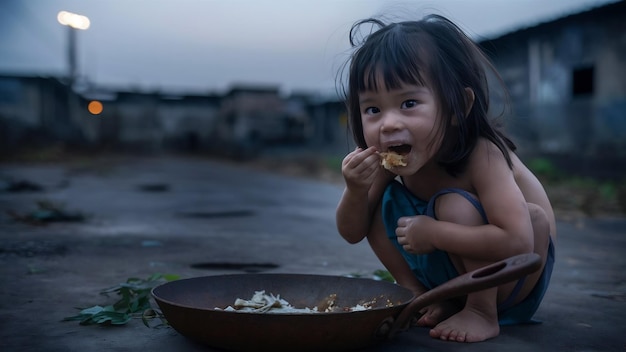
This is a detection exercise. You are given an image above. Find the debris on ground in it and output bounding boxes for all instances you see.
[0,239,68,258]
[137,183,170,192]
[6,200,87,225]
[0,177,44,193]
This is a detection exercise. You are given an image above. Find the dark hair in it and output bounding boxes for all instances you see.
[339,14,515,176]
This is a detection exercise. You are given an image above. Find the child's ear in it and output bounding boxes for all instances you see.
[464,87,475,117]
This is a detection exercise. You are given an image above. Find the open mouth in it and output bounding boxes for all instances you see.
[387,144,412,155]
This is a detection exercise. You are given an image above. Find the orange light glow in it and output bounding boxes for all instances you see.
[88,101,103,115]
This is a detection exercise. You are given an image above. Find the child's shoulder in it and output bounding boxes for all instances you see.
[468,138,512,171]
[472,137,508,157]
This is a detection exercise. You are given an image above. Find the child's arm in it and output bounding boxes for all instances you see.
[397,140,534,260]
[336,147,393,243]
[367,202,428,294]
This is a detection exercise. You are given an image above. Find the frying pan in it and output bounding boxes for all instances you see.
[152,253,541,351]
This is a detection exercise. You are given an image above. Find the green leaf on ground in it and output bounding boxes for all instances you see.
[63,273,179,327]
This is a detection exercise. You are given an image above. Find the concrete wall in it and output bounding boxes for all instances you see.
[481,1,626,160]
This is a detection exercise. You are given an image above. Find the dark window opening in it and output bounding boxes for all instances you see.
[572,66,594,96]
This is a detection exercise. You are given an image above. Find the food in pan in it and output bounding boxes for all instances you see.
[215,291,392,314]
[220,291,317,313]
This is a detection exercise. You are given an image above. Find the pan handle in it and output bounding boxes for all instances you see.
[386,252,542,339]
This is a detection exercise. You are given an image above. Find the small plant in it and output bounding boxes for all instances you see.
[527,157,561,181]
[599,182,617,200]
[63,273,179,327]
[373,269,396,282]
[325,156,344,173]
[347,269,396,282]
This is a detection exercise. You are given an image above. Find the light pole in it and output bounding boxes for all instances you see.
[57,10,90,89]
[57,10,90,137]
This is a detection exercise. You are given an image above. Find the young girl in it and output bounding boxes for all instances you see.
[335,15,556,343]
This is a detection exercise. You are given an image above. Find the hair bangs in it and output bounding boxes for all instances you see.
[353,26,430,93]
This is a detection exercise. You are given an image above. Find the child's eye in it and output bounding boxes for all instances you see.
[401,100,418,109]
[364,107,380,115]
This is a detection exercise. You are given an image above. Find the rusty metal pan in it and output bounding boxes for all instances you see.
[152,253,541,351]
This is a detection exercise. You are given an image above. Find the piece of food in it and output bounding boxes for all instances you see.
[217,291,318,313]
[380,152,407,170]
[215,291,381,314]
[315,293,337,312]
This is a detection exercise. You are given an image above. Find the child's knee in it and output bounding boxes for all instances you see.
[433,192,484,226]
[528,203,550,247]
[528,204,548,228]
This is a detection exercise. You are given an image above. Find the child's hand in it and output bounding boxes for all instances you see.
[395,215,437,254]
[341,147,381,192]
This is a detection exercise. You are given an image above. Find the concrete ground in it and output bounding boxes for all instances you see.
[0,155,624,352]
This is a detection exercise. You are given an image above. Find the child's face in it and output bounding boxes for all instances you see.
[359,81,443,176]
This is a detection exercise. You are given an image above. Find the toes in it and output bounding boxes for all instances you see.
[429,328,442,339]
[418,314,433,327]
[446,328,467,342]
[430,325,469,343]
[417,317,427,326]
[431,325,452,341]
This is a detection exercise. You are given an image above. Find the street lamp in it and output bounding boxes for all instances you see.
[57,10,90,88]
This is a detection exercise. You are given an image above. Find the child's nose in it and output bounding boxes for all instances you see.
[380,112,402,132]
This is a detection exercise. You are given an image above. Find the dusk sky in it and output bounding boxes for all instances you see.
[0,0,618,95]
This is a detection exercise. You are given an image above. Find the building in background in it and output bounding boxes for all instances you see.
[1,1,624,178]
[479,0,626,171]
[0,75,347,158]
[210,85,313,159]
[0,74,85,152]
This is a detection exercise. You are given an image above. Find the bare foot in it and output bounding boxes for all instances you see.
[429,306,499,342]
[415,300,459,327]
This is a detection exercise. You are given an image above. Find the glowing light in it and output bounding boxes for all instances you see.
[88,101,103,115]
[57,11,90,30]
